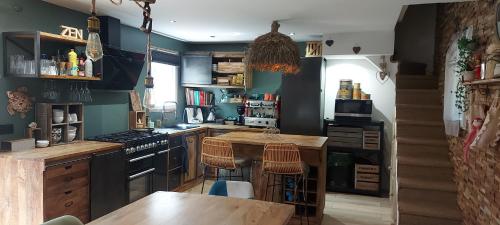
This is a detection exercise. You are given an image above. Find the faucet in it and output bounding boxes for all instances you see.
[161,101,178,125]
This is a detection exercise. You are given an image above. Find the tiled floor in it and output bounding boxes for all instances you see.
[185,181,393,225]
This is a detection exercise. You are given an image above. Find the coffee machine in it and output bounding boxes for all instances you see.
[236,105,245,125]
[244,100,278,128]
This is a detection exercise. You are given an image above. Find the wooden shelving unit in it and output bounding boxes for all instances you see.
[182,84,245,89]
[36,103,84,146]
[464,78,500,86]
[3,31,103,80]
[40,75,101,81]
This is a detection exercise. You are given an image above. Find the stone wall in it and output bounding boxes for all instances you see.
[434,1,500,225]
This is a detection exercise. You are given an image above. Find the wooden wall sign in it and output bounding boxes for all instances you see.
[60,25,84,40]
[305,41,323,57]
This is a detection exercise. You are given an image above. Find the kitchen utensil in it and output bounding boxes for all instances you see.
[36,140,50,148]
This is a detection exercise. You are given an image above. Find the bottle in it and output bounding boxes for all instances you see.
[68,49,77,76]
[85,58,93,77]
[78,54,85,77]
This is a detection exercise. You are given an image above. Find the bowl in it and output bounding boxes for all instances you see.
[68,133,77,142]
[52,109,64,117]
[53,116,64,124]
[36,140,49,148]
[69,113,78,123]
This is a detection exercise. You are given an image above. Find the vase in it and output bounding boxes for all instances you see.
[462,71,475,82]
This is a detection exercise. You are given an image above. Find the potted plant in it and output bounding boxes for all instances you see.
[454,36,476,113]
[456,36,476,81]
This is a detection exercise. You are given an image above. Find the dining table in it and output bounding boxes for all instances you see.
[86,191,295,225]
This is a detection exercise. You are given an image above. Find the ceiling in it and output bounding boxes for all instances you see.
[45,0,466,43]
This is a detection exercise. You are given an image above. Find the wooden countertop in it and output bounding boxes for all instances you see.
[0,141,123,163]
[87,191,294,225]
[156,124,265,136]
[214,132,328,150]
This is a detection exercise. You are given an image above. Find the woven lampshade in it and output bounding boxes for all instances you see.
[247,21,300,74]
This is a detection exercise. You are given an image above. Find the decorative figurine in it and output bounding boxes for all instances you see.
[6,86,34,119]
[463,117,483,162]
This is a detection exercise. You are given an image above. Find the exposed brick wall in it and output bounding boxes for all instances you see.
[435,1,500,225]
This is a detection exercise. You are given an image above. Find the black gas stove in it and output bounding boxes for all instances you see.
[88,130,169,155]
[87,129,170,218]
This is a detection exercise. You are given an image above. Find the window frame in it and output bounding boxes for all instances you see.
[148,47,180,112]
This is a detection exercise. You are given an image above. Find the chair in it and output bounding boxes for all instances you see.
[208,180,255,199]
[262,143,309,225]
[41,215,83,225]
[200,138,251,193]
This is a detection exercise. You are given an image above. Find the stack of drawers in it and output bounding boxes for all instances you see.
[44,158,90,223]
[363,130,381,150]
[327,126,363,149]
[354,164,380,192]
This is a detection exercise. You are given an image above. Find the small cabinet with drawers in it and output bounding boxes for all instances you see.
[43,157,90,223]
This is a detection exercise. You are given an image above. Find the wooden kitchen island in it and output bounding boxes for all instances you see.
[213,132,328,225]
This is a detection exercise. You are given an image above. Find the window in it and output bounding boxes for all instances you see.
[150,61,178,111]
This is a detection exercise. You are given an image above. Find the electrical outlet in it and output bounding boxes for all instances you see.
[0,124,14,135]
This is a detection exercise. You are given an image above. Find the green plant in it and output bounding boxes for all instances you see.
[456,36,475,74]
[454,36,475,113]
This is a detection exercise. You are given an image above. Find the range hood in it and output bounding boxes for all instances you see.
[89,16,145,91]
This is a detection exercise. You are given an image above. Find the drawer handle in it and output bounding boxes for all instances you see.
[64,190,73,195]
[64,177,74,182]
[65,165,73,170]
[65,201,74,208]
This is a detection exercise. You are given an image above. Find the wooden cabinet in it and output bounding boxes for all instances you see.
[181,52,212,85]
[196,131,207,178]
[36,103,84,146]
[183,134,198,183]
[43,157,90,223]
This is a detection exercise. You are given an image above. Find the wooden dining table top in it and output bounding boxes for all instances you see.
[86,191,295,225]
[214,131,328,150]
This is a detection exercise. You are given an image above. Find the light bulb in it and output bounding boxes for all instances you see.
[85,32,103,62]
[143,87,155,110]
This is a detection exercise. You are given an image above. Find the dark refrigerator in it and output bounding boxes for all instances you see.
[280,57,325,136]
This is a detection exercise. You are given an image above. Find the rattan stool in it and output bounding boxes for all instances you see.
[200,137,251,193]
[262,143,310,225]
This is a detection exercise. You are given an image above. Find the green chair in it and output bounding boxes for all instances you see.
[41,215,83,225]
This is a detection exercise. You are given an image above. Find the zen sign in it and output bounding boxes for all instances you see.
[60,25,84,40]
[305,41,322,57]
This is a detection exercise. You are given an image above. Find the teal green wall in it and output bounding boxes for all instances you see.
[185,43,306,119]
[0,0,187,140]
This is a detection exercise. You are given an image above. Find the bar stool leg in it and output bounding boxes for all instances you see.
[271,174,276,202]
[302,174,310,225]
[216,168,220,181]
[201,166,208,194]
[264,173,270,201]
[229,169,232,181]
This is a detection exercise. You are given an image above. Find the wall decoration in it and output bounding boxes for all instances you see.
[325,39,334,47]
[305,41,322,57]
[6,86,34,119]
[463,117,483,161]
[353,44,361,54]
[471,91,500,149]
[60,25,84,40]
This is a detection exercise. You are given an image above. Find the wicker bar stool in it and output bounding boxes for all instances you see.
[262,143,309,225]
[200,137,252,194]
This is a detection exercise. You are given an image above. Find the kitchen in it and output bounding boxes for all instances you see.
[2,0,492,225]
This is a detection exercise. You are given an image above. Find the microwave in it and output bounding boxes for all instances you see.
[334,99,372,121]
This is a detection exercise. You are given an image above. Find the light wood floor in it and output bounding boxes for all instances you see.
[185,181,393,225]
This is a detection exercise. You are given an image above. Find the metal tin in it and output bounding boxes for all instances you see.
[338,79,353,99]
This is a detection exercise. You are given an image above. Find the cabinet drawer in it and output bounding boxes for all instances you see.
[44,186,89,222]
[169,147,184,170]
[44,159,89,195]
[45,158,89,179]
[355,164,380,174]
[355,173,379,182]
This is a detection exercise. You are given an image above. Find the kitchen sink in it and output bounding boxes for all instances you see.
[163,124,200,130]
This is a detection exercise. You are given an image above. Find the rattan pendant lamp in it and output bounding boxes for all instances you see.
[247,21,301,74]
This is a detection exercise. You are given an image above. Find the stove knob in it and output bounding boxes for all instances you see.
[130,147,136,153]
[125,148,131,154]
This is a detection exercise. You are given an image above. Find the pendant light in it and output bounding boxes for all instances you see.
[247,21,300,74]
[140,2,155,110]
[85,0,103,61]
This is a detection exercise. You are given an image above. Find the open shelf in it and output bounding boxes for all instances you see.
[183,84,246,89]
[463,78,500,86]
[40,75,101,81]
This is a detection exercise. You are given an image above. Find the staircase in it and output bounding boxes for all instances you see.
[395,75,462,225]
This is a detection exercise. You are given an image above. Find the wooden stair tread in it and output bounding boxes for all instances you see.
[398,154,452,168]
[397,104,442,109]
[397,137,448,146]
[398,164,456,192]
[399,214,462,225]
[397,119,443,126]
[398,188,462,220]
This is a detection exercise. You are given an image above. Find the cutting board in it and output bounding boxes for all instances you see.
[129,90,143,111]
